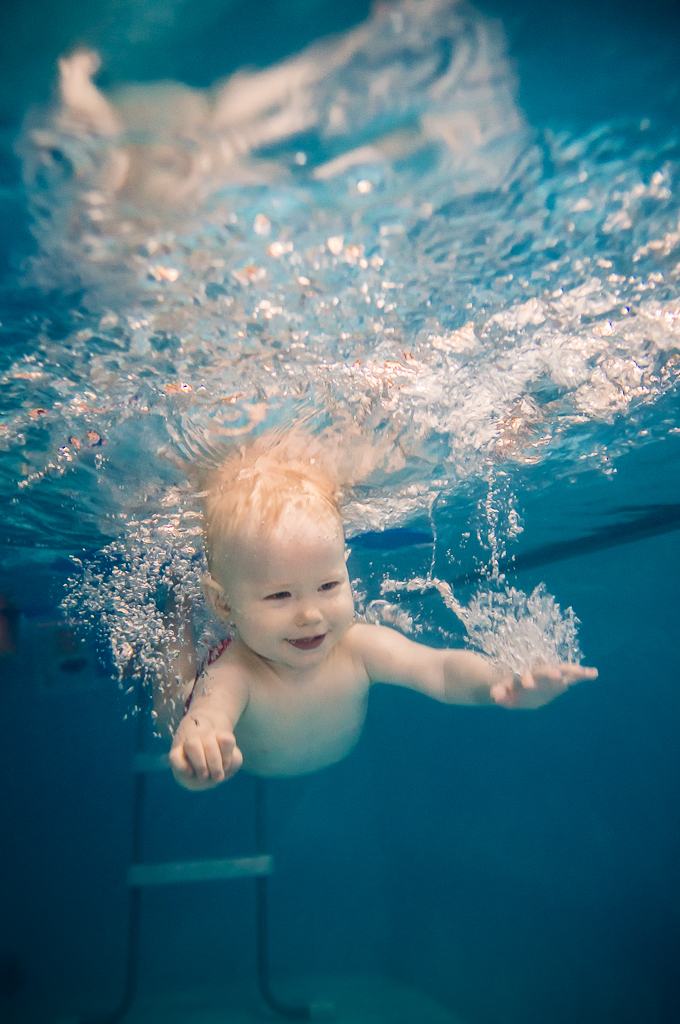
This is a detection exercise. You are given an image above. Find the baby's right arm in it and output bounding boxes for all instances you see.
[169,666,249,790]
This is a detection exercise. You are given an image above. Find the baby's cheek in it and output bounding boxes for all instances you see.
[231,610,262,639]
[248,609,286,635]
[335,595,356,625]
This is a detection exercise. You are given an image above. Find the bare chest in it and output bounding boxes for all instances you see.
[234,655,370,777]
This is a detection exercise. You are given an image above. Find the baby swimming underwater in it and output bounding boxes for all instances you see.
[160,437,597,791]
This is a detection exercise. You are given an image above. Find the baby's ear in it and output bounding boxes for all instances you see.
[202,575,231,621]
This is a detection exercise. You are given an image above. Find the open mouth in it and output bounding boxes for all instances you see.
[288,634,326,650]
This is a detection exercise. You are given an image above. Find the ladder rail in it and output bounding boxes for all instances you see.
[79,701,313,1022]
[255,776,312,1021]
[79,720,147,1024]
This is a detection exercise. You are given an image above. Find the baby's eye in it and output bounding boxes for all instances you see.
[319,581,340,592]
[264,591,291,601]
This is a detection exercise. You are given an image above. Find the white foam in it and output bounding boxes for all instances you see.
[4,0,676,679]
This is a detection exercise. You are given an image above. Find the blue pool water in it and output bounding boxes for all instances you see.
[1,1,679,1022]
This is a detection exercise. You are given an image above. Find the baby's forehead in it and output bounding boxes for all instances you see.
[260,514,342,549]
[212,510,345,590]
[214,504,344,558]
[273,500,342,532]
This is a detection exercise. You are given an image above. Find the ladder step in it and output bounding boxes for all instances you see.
[128,855,273,887]
[134,751,171,773]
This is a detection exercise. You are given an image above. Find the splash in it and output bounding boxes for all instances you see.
[381,576,581,674]
[1,0,679,684]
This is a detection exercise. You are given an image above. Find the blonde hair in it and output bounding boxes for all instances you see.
[201,433,342,573]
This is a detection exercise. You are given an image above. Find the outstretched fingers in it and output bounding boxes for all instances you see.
[491,661,598,708]
[534,663,598,687]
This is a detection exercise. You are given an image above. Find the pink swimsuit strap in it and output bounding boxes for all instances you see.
[183,637,232,715]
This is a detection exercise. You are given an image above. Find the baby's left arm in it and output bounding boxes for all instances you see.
[350,622,597,708]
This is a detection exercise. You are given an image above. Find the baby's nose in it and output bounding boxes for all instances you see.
[297,603,323,624]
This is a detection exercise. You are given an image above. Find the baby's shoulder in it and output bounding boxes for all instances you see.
[345,621,375,644]
[199,642,251,696]
[344,620,391,659]
[345,620,419,681]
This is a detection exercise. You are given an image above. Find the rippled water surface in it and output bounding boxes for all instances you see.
[1,0,679,680]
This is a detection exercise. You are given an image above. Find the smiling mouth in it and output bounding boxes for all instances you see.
[288,634,326,650]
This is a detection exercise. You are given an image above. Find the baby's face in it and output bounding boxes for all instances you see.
[214,507,355,672]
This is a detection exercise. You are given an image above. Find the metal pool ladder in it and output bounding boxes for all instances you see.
[79,741,326,1023]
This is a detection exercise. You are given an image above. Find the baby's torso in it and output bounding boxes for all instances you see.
[228,637,370,777]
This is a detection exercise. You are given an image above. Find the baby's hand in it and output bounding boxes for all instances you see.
[169,713,243,790]
[491,662,598,709]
